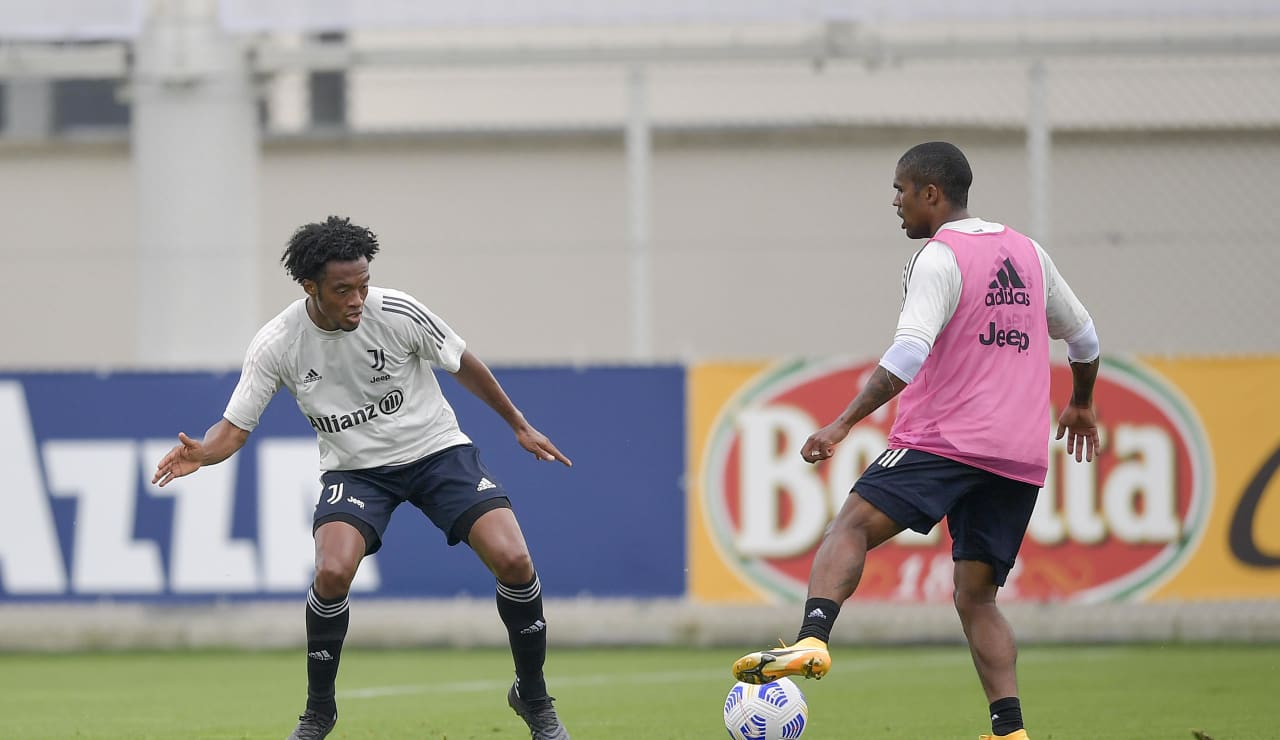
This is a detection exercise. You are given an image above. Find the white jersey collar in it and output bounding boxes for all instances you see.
[937,217,1005,235]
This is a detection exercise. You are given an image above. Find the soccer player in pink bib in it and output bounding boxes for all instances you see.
[732,142,1102,740]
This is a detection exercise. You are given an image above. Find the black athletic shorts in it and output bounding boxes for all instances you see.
[852,447,1039,586]
[313,444,511,555]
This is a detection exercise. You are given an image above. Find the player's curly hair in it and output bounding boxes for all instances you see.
[898,141,972,208]
[280,215,381,284]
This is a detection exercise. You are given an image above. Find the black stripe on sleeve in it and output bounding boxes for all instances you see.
[382,296,447,347]
[903,245,926,291]
[382,306,445,349]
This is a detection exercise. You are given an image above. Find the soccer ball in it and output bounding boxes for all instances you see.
[723,678,808,739]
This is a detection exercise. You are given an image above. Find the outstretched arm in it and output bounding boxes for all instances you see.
[152,418,251,487]
[451,349,572,467]
[802,365,907,463]
[1056,357,1101,462]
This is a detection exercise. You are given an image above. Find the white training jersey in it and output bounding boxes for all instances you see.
[895,217,1092,348]
[223,286,471,471]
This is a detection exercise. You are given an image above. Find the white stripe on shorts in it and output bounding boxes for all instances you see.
[878,448,909,468]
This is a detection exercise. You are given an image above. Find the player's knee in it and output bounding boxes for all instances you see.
[952,583,996,617]
[490,548,534,584]
[313,558,358,597]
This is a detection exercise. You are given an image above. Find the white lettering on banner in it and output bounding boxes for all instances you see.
[1031,421,1179,546]
[0,382,67,593]
[144,441,258,592]
[1031,431,1107,545]
[0,380,385,597]
[1105,426,1180,542]
[257,439,379,592]
[44,441,164,592]
[825,427,885,514]
[258,439,324,590]
[722,382,1194,603]
[1063,429,1106,544]
[894,555,926,600]
[894,553,966,601]
[737,406,829,557]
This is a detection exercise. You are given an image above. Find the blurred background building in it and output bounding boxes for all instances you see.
[1,0,1277,369]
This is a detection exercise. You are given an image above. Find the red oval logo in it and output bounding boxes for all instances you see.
[700,357,1212,603]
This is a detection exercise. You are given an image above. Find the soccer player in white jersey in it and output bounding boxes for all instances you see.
[731,142,1103,740]
[153,216,572,740]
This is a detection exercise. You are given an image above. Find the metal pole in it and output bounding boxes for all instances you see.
[132,0,260,367]
[1027,59,1051,244]
[626,64,653,360]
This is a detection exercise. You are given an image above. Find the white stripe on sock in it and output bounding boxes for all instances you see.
[496,575,541,603]
[308,587,349,618]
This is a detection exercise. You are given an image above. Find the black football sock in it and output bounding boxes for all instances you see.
[496,573,549,702]
[305,585,350,718]
[796,598,841,643]
[990,696,1024,735]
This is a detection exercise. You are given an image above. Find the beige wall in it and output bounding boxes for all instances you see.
[2,141,138,368]
[4,126,1277,369]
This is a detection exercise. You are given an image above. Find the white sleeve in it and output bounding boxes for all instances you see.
[223,326,284,433]
[1034,240,1093,340]
[1065,319,1101,363]
[384,291,467,372]
[879,335,931,383]
[895,240,962,348]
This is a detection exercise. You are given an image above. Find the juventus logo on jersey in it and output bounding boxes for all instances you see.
[367,348,387,371]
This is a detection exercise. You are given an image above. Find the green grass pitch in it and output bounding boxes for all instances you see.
[4,644,1278,738]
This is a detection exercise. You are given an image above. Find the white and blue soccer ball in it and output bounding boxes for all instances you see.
[723,678,809,740]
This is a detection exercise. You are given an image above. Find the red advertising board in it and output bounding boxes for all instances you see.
[689,356,1278,603]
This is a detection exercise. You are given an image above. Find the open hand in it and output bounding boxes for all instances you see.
[1056,405,1100,462]
[152,432,205,486]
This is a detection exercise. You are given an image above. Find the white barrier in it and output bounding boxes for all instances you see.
[1,599,1278,651]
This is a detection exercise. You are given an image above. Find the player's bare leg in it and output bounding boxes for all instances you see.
[469,507,535,584]
[288,521,364,740]
[733,494,903,684]
[806,495,902,600]
[469,508,569,740]
[956,560,1027,739]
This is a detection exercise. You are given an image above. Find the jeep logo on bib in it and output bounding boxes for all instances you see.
[698,357,1211,603]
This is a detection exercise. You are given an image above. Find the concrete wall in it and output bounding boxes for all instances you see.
[4,125,1277,369]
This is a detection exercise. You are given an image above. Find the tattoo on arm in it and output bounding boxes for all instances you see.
[1069,358,1100,407]
[840,366,907,428]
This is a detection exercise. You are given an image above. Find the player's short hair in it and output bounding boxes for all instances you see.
[898,141,972,208]
[281,215,381,284]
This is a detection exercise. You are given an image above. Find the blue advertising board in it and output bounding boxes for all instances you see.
[0,367,685,601]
